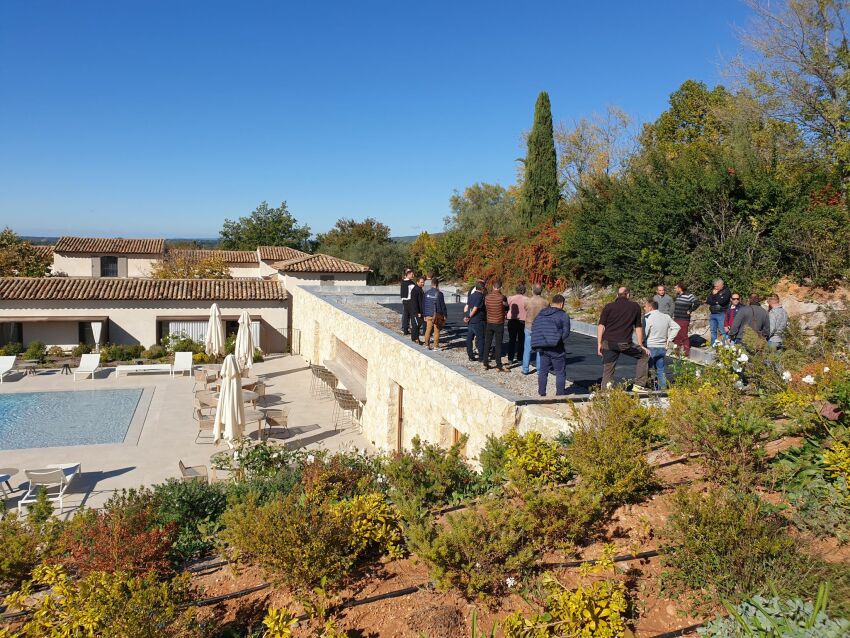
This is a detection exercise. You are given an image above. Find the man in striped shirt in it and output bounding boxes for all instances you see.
[672,282,700,357]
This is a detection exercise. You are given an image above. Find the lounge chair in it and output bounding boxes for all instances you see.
[72,353,101,381]
[18,463,81,515]
[0,355,16,383]
[173,352,194,377]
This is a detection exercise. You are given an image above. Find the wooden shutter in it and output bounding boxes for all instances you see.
[336,339,367,381]
[118,257,128,277]
[91,257,100,277]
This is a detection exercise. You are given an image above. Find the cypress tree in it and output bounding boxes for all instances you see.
[521,91,559,227]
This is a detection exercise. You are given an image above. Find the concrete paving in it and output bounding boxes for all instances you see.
[0,354,373,517]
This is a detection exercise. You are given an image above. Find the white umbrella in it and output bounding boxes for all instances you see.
[234,310,255,372]
[205,303,225,357]
[213,354,245,444]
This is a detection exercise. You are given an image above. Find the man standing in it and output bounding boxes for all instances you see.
[724,293,742,342]
[409,276,426,345]
[400,269,415,335]
[653,284,674,318]
[706,278,732,346]
[597,287,650,391]
[728,294,770,344]
[767,294,788,351]
[464,281,486,361]
[483,281,509,371]
[531,294,571,396]
[643,300,680,390]
[506,283,528,364]
[423,277,448,350]
[522,285,548,375]
[672,282,699,357]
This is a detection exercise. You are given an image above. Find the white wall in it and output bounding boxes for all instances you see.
[52,254,160,277]
[227,264,261,279]
[282,272,368,289]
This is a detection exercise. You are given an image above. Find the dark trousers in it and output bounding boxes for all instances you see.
[601,340,649,389]
[483,323,505,368]
[466,322,484,359]
[506,319,525,362]
[538,350,567,396]
[401,300,412,335]
[410,315,424,342]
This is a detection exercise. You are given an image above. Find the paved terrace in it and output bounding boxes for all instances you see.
[0,354,373,517]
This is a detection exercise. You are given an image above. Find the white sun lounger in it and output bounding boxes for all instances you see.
[72,353,101,380]
[172,352,194,377]
[18,463,82,515]
[0,355,16,383]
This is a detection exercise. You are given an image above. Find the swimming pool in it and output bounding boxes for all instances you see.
[0,389,143,450]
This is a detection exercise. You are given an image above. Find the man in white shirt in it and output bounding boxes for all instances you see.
[643,300,680,390]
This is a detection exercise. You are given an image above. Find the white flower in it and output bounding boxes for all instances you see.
[695,370,702,378]
[734,379,744,389]
[475,562,481,569]
[782,371,792,382]
[505,577,517,589]
[376,474,386,484]
[802,375,815,385]
[737,353,749,363]
[823,366,830,373]
[306,453,316,464]
[713,339,724,347]
[733,365,742,373]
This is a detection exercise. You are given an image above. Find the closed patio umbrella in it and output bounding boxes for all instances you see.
[213,354,245,444]
[205,303,225,357]
[234,310,255,373]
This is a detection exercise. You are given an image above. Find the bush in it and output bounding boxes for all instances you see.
[71,342,92,357]
[301,451,379,500]
[523,485,602,552]
[142,344,166,359]
[567,394,655,506]
[4,564,199,638]
[253,348,264,363]
[413,498,537,601]
[0,501,63,590]
[46,345,65,358]
[151,479,229,562]
[192,352,210,364]
[480,429,571,487]
[0,341,23,356]
[579,387,663,443]
[665,383,773,485]
[334,492,405,560]
[22,340,46,362]
[211,438,307,480]
[161,332,205,354]
[660,488,797,608]
[100,343,145,362]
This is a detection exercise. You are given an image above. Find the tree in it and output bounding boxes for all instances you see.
[520,91,560,226]
[316,216,408,284]
[0,228,52,277]
[316,218,391,252]
[219,201,311,250]
[446,183,520,239]
[150,254,232,279]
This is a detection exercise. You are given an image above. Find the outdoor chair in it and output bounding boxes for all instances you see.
[317,367,337,400]
[178,459,210,483]
[309,363,323,397]
[173,352,194,377]
[0,355,16,383]
[18,463,81,515]
[262,407,288,438]
[251,381,267,407]
[72,353,100,381]
[193,369,216,392]
[331,387,361,430]
[192,399,215,442]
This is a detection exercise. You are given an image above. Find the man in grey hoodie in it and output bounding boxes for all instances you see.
[729,294,770,344]
[767,294,788,351]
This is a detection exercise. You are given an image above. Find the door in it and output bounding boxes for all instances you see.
[394,383,404,452]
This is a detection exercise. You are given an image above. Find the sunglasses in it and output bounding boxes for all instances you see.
[732,297,740,301]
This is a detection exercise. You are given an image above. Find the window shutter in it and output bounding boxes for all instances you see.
[118,257,128,278]
[91,257,100,277]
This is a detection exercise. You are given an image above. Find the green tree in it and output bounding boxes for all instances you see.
[0,228,52,277]
[446,183,520,239]
[316,216,409,285]
[316,217,391,252]
[219,201,311,250]
[520,91,559,227]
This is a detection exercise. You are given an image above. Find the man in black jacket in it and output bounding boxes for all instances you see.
[409,276,426,344]
[399,269,415,335]
[706,278,732,346]
[728,294,770,344]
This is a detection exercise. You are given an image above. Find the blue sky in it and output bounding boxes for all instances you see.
[0,1,752,238]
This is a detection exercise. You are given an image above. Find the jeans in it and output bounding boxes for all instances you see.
[673,319,690,356]
[483,323,505,368]
[601,341,649,389]
[506,319,525,362]
[521,328,540,374]
[424,316,441,349]
[709,312,725,346]
[538,350,567,396]
[648,347,668,390]
[401,300,412,334]
[466,322,484,359]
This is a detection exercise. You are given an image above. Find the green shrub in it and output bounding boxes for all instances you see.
[211,438,307,480]
[523,485,602,552]
[0,502,63,591]
[71,342,92,357]
[581,387,663,443]
[300,451,379,500]
[482,429,571,487]
[253,348,264,363]
[161,332,204,354]
[151,479,229,562]
[0,341,23,356]
[224,333,236,355]
[22,340,46,362]
[142,344,166,359]
[100,343,145,362]
[567,395,655,506]
[413,498,537,601]
[661,488,797,609]
[46,345,65,358]
[192,352,210,364]
[334,492,405,560]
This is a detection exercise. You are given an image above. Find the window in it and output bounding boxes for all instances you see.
[100,256,119,277]
[0,322,22,346]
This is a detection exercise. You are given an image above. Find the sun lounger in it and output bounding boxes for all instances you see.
[114,363,172,379]
[173,352,194,377]
[72,353,101,381]
[0,355,16,383]
[18,462,81,514]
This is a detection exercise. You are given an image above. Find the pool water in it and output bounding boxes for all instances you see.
[0,389,143,450]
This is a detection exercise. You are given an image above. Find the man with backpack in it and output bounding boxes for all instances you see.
[531,294,571,396]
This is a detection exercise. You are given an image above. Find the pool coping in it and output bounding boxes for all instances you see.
[124,386,155,446]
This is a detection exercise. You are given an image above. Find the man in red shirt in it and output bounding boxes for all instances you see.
[597,287,650,391]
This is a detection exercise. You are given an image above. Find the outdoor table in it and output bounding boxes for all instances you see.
[60,363,72,375]
[20,361,38,375]
[0,468,18,498]
[209,390,259,405]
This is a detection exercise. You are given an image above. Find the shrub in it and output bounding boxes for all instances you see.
[71,342,92,357]
[580,387,663,443]
[823,441,850,495]
[4,564,199,638]
[301,451,379,500]
[161,332,205,354]
[0,501,63,591]
[413,498,537,601]
[567,396,655,505]
[660,488,797,608]
[253,348,264,363]
[334,492,405,560]
[0,341,23,356]
[262,608,299,637]
[142,344,166,359]
[46,345,65,358]
[192,352,210,364]
[665,383,773,485]
[211,438,307,480]
[495,429,571,486]
[100,343,145,362]
[151,479,229,562]
[22,340,46,362]
[59,493,177,577]
[523,485,602,551]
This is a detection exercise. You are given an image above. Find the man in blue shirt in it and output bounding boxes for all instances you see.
[464,281,486,361]
[423,277,448,350]
[530,294,571,396]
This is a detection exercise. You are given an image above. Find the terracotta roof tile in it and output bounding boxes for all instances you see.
[272,253,370,273]
[257,245,310,261]
[0,277,286,301]
[55,236,166,254]
[170,249,258,264]
[32,245,54,257]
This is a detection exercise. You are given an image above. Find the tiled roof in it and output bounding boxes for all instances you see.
[257,245,310,262]
[170,249,258,264]
[0,277,286,301]
[32,245,54,257]
[272,253,370,273]
[55,236,166,254]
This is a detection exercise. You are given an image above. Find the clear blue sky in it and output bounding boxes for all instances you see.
[0,1,751,238]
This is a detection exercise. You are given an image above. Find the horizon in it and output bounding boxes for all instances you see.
[1,1,751,237]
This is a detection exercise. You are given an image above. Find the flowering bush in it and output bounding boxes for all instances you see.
[823,441,850,501]
[211,439,307,480]
[480,429,571,487]
[334,492,405,559]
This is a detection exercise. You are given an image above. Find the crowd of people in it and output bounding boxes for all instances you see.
[399,271,790,396]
